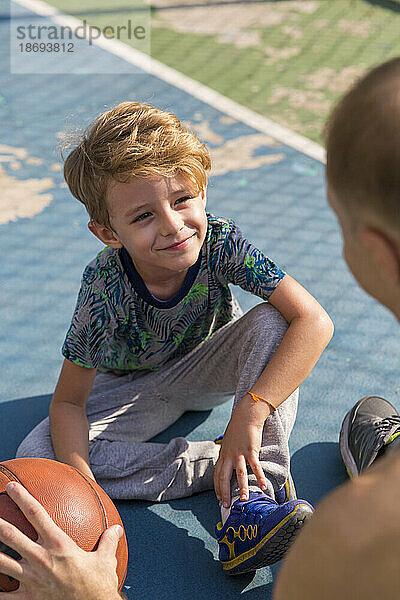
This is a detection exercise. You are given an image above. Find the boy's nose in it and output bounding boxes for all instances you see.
[159,209,183,237]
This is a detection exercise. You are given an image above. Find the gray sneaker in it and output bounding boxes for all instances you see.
[339,396,400,478]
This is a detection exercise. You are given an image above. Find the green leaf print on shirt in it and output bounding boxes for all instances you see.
[182,282,209,306]
[140,330,154,350]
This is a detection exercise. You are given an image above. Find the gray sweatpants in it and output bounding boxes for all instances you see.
[16,302,298,502]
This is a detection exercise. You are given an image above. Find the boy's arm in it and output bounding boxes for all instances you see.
[214,275,334,506]
[49,358,97,480]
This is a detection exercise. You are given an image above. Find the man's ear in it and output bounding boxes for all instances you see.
[88,221,123,249]
[359,226,400,283]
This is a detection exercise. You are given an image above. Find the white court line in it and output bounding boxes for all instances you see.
[13,0,326,163]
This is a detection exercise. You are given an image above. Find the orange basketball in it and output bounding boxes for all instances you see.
[0,458,128,592]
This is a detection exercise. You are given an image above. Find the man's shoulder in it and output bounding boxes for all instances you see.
[81,247,123,287]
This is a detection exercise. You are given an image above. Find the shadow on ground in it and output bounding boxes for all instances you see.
[290,441,347,506]
[0,394,51,462]
[0,396,347,599]
[118,493,275,599]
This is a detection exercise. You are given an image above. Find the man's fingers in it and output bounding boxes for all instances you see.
[5,483,67,548]
[0,546,24,581]
[0,514,46,569]
[97,525,123,560]
[235,456,249,501]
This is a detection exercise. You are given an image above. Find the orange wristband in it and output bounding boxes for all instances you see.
[248,392,277,412]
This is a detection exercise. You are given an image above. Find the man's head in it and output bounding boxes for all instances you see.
[63,102,211,281]
[325,57,400,318]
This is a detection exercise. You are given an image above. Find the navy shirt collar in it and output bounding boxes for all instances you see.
[119,247,202,309]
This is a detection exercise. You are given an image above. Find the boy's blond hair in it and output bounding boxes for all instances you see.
[63,102,211,228]
[325,57,400,230]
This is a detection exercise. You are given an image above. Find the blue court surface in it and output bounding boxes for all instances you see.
[1,1,400,598]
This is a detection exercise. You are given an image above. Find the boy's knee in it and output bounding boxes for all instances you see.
[246,302,288,341]
[16,435,36,458]
[15,419,55,460]
[15,439,28,458]
[16,433,42,459]
[237,303,288,373]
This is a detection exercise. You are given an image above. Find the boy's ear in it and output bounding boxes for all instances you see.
[88,221,123,249]
[359,226,400,283]
[201,186,207,208]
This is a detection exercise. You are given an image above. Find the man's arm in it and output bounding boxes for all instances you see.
[273,447,400,599]
[0,482,124,600]
[49,358,97,480]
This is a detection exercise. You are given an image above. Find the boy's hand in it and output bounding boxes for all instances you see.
[214,399,269,507]
[0,482,123,600]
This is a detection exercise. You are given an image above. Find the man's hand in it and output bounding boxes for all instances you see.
[0,482,123,600]
[214,398,268,507]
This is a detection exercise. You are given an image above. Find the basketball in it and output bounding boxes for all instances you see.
[0,458,128,592]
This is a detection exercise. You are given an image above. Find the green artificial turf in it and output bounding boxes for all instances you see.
[45,0,400,143]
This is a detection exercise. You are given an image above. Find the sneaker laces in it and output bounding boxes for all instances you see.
[233,495,277,522]
[352,415,400,456]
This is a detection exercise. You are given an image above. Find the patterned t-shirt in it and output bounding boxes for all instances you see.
[62,213,285,375]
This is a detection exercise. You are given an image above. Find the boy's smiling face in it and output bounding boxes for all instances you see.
[91,173,208,286]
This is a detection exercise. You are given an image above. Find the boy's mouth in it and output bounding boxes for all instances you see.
[161,234,195,251]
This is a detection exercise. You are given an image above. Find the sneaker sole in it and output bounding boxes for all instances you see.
[222,502,313,575]
[339,402,360,479]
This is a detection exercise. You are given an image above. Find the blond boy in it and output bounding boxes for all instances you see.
[16,102,332,575]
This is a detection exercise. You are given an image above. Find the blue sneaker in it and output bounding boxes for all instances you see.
[216,492,313,575]
[275,471,297,504]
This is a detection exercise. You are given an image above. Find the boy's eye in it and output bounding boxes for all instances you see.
[175,196,191,205]
[132,197,192,223]
[133,212,152,223]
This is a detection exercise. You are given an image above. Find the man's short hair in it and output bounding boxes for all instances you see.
[324,57,400,229]
[63,102,211,228]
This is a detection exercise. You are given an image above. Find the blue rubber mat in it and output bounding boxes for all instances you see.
[1,2,400,598]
